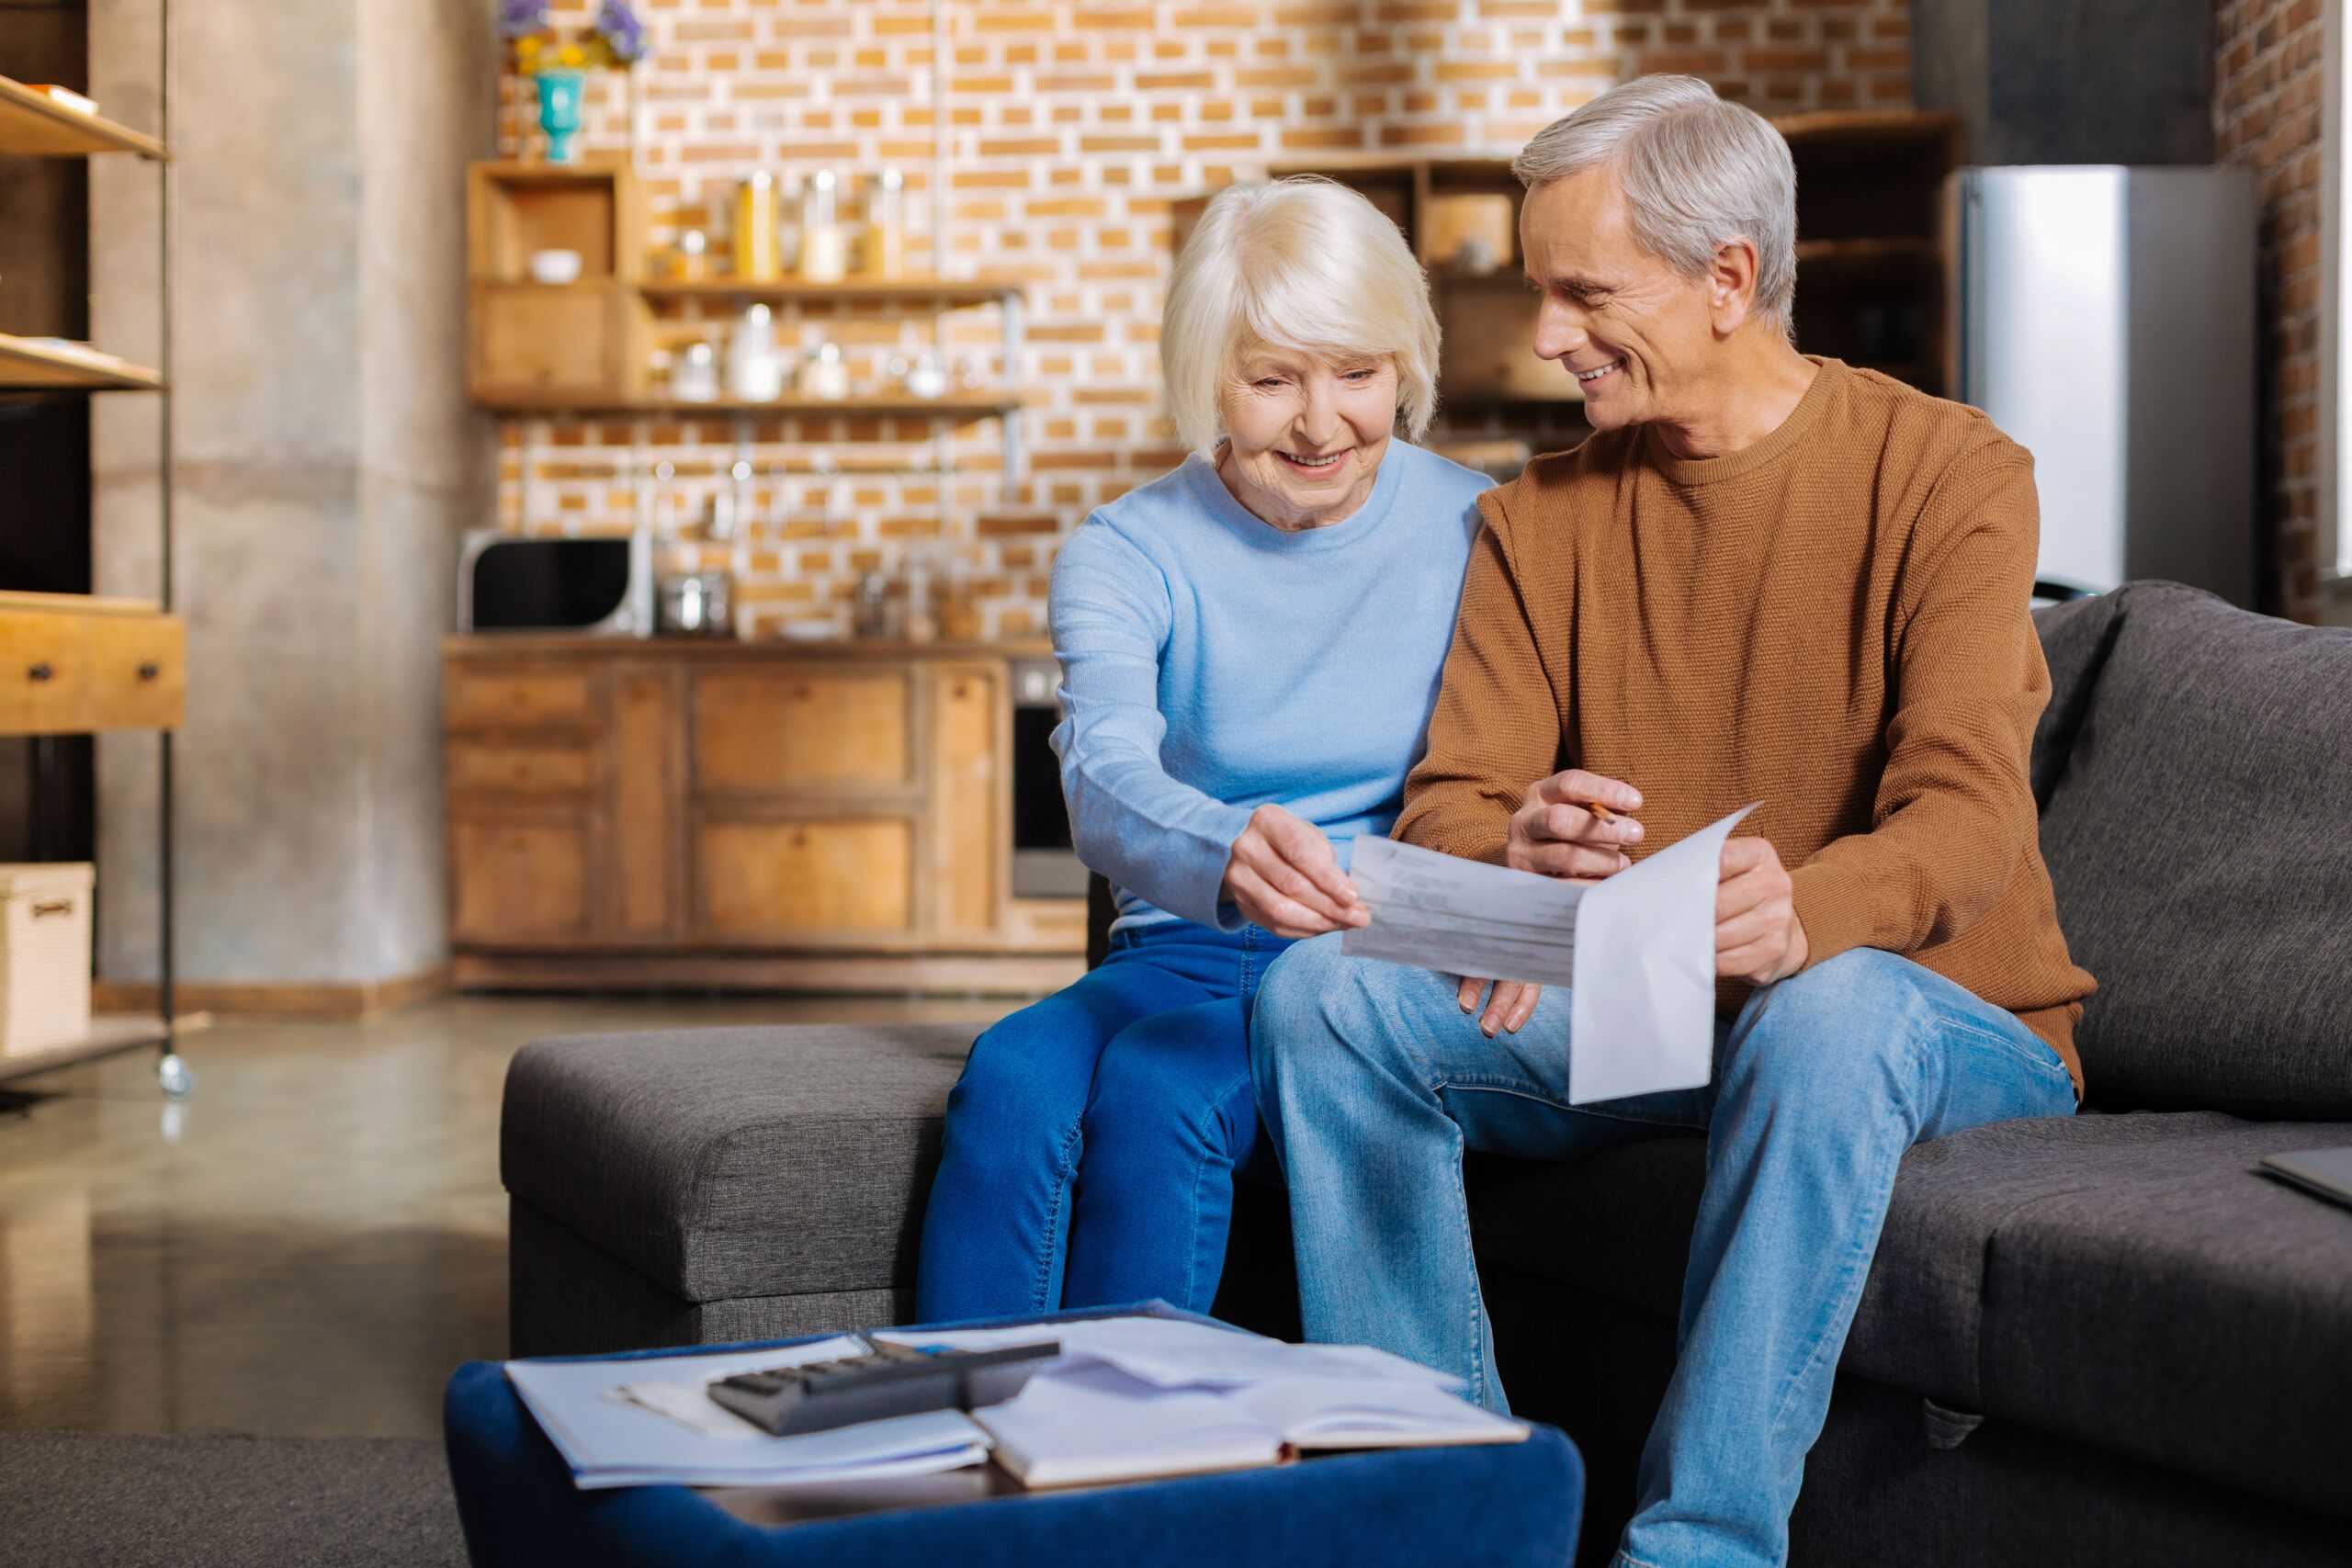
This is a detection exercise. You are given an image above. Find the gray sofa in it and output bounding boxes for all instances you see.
[501,581,2352,1565]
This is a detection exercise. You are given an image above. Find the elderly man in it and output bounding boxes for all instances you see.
[1248,75,2096,1568]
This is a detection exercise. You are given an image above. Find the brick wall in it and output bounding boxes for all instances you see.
[498,1,1913,638]
[2214,0,2327,623]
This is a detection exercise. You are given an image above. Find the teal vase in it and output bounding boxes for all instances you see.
[536,68,586,164]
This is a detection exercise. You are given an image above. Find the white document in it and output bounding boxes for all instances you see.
[1343,805,1759,1104]
[878,1313,1461,1393]
[505,1337,990,1490]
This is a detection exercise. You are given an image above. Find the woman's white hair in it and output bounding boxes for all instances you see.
[1161,176,1441,455]
[1512,74,1797,335]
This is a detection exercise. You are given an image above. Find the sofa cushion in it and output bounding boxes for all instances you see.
[2028,592,2126,811]
[2031,581,2352,1115]
[501,1024,974,1303]
[1471,1110,2352,1516]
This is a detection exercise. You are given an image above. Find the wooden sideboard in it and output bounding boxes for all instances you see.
[442,637,1083,993]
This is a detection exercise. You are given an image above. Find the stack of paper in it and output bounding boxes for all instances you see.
[504,1337,990,1490]
[880,1315,1525,1489]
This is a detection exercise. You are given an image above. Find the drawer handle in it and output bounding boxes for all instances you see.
[138,661,161,681]
[29,899,74,919]
[28,661,52,682]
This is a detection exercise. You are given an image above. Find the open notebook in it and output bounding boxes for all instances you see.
[882,1315,1527,1489]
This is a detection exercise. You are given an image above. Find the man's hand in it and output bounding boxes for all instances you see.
[1222,805,1369,939]
[1457,976,1542,1036]
[1506,769,1645,880]
[1717,836,1809,984]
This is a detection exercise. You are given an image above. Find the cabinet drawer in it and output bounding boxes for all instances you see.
[693,667,913,795]
[469,281,649,404]
[0,610,89,735]
[447,739,596,797]
[447,665,600,729]
[83,613,185,731]
[694,817,914,938]
[449,810,595,943]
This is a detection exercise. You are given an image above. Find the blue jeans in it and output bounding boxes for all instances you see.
[1250,938,2078,1568]
[915,919,1289,1322]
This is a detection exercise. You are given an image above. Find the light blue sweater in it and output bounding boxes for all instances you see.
[1049,441,1493,931]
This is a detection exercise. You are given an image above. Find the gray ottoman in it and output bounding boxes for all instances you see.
[500,1023,975,1357]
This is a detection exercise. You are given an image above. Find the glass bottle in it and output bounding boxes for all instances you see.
[798,170,846,284]
[863,170,906,279]
[734,172,780,281]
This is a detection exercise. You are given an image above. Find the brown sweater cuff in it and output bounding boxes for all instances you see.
[1789,859,1877,972]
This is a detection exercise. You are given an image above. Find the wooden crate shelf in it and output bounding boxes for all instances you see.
[0,75,167,160]
[0,333,165,391]
[481,389,1030,418]
[641,276,1024,307]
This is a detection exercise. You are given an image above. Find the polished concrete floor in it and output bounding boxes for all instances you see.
[0,993,1014,1441]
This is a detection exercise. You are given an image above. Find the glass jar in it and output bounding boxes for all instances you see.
[673,340,719,403]
[863,170,906,279]
[734,172,780,281]
[798,170,846,284]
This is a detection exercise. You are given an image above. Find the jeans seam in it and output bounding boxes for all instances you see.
[1351,967,1485,1404]
[1436,1076,1695,1131]
[1764,1052,1915,1440]
[1947,1018,2073,1081]
[1032,1115,1084,1313]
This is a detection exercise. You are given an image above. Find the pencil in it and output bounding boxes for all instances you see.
[1586,801,1617,825]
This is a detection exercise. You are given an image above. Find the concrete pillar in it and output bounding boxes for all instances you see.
[90,0,495,995]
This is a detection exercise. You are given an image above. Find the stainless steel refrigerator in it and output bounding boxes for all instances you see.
[1952,166,2256,604]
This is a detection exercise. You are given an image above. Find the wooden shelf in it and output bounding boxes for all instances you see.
[0,589,163,616]
[1442,382,1586,408]
[0,333,165,391]
[1774,110,1962,153]
[0,75,167,159]
[1795,238,1942,266]
[641,276,1024,307]
[482,389,1030,418]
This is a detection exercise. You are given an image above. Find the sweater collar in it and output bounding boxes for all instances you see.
[1639,355,1841,488]
[1182,440,1410,553]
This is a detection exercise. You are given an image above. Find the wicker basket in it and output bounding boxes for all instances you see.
[0,863,94,1055]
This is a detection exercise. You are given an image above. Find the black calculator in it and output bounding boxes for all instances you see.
[707,1338,1061,1437]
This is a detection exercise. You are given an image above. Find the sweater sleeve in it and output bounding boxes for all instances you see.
[1788,442,2049,964]
[1048,520,1254,931]
[1391,493,1562,864]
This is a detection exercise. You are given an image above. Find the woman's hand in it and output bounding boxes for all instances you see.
[1458,976,1542,1037]
[1222,805,1370,938]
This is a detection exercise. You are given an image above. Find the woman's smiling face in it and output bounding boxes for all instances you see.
[1216,347,1397,530]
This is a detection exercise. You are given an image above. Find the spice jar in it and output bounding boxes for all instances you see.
[862,170,906,279]
[798,170,846,284]
[734,172,780,281]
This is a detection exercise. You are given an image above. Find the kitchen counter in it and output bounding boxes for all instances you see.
[444,634,1053,660]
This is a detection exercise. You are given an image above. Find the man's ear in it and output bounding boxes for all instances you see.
[1708,236,1760,336]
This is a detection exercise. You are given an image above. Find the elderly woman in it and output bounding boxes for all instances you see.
[915,177,1492,1320]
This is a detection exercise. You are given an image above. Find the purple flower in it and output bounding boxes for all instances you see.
[498,0,549,39]
[594,0,649,63]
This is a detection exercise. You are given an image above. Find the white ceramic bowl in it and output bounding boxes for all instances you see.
[528,249,583,286]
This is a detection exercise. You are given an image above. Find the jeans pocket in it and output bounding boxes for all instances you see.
[1949,1019,2073,1086]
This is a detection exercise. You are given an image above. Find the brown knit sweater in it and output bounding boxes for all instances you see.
[1394,357,2097,1093]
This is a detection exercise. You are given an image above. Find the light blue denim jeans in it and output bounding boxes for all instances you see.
[1250,937,2078,1568]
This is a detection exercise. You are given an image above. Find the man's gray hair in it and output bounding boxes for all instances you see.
[1512,75,1797,335]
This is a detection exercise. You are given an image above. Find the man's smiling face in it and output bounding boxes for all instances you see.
[1520,165,1726,434]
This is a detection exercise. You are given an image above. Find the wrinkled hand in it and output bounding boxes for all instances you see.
[1221,804,1369,939]
[1717,836,1809,984]
[1457,976,1542,1037]
[1506,769,1645,880]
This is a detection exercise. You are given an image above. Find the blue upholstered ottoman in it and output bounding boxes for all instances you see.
[445,1316,1585,1567]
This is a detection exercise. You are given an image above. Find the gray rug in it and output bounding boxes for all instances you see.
[0,1430,468,1567]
